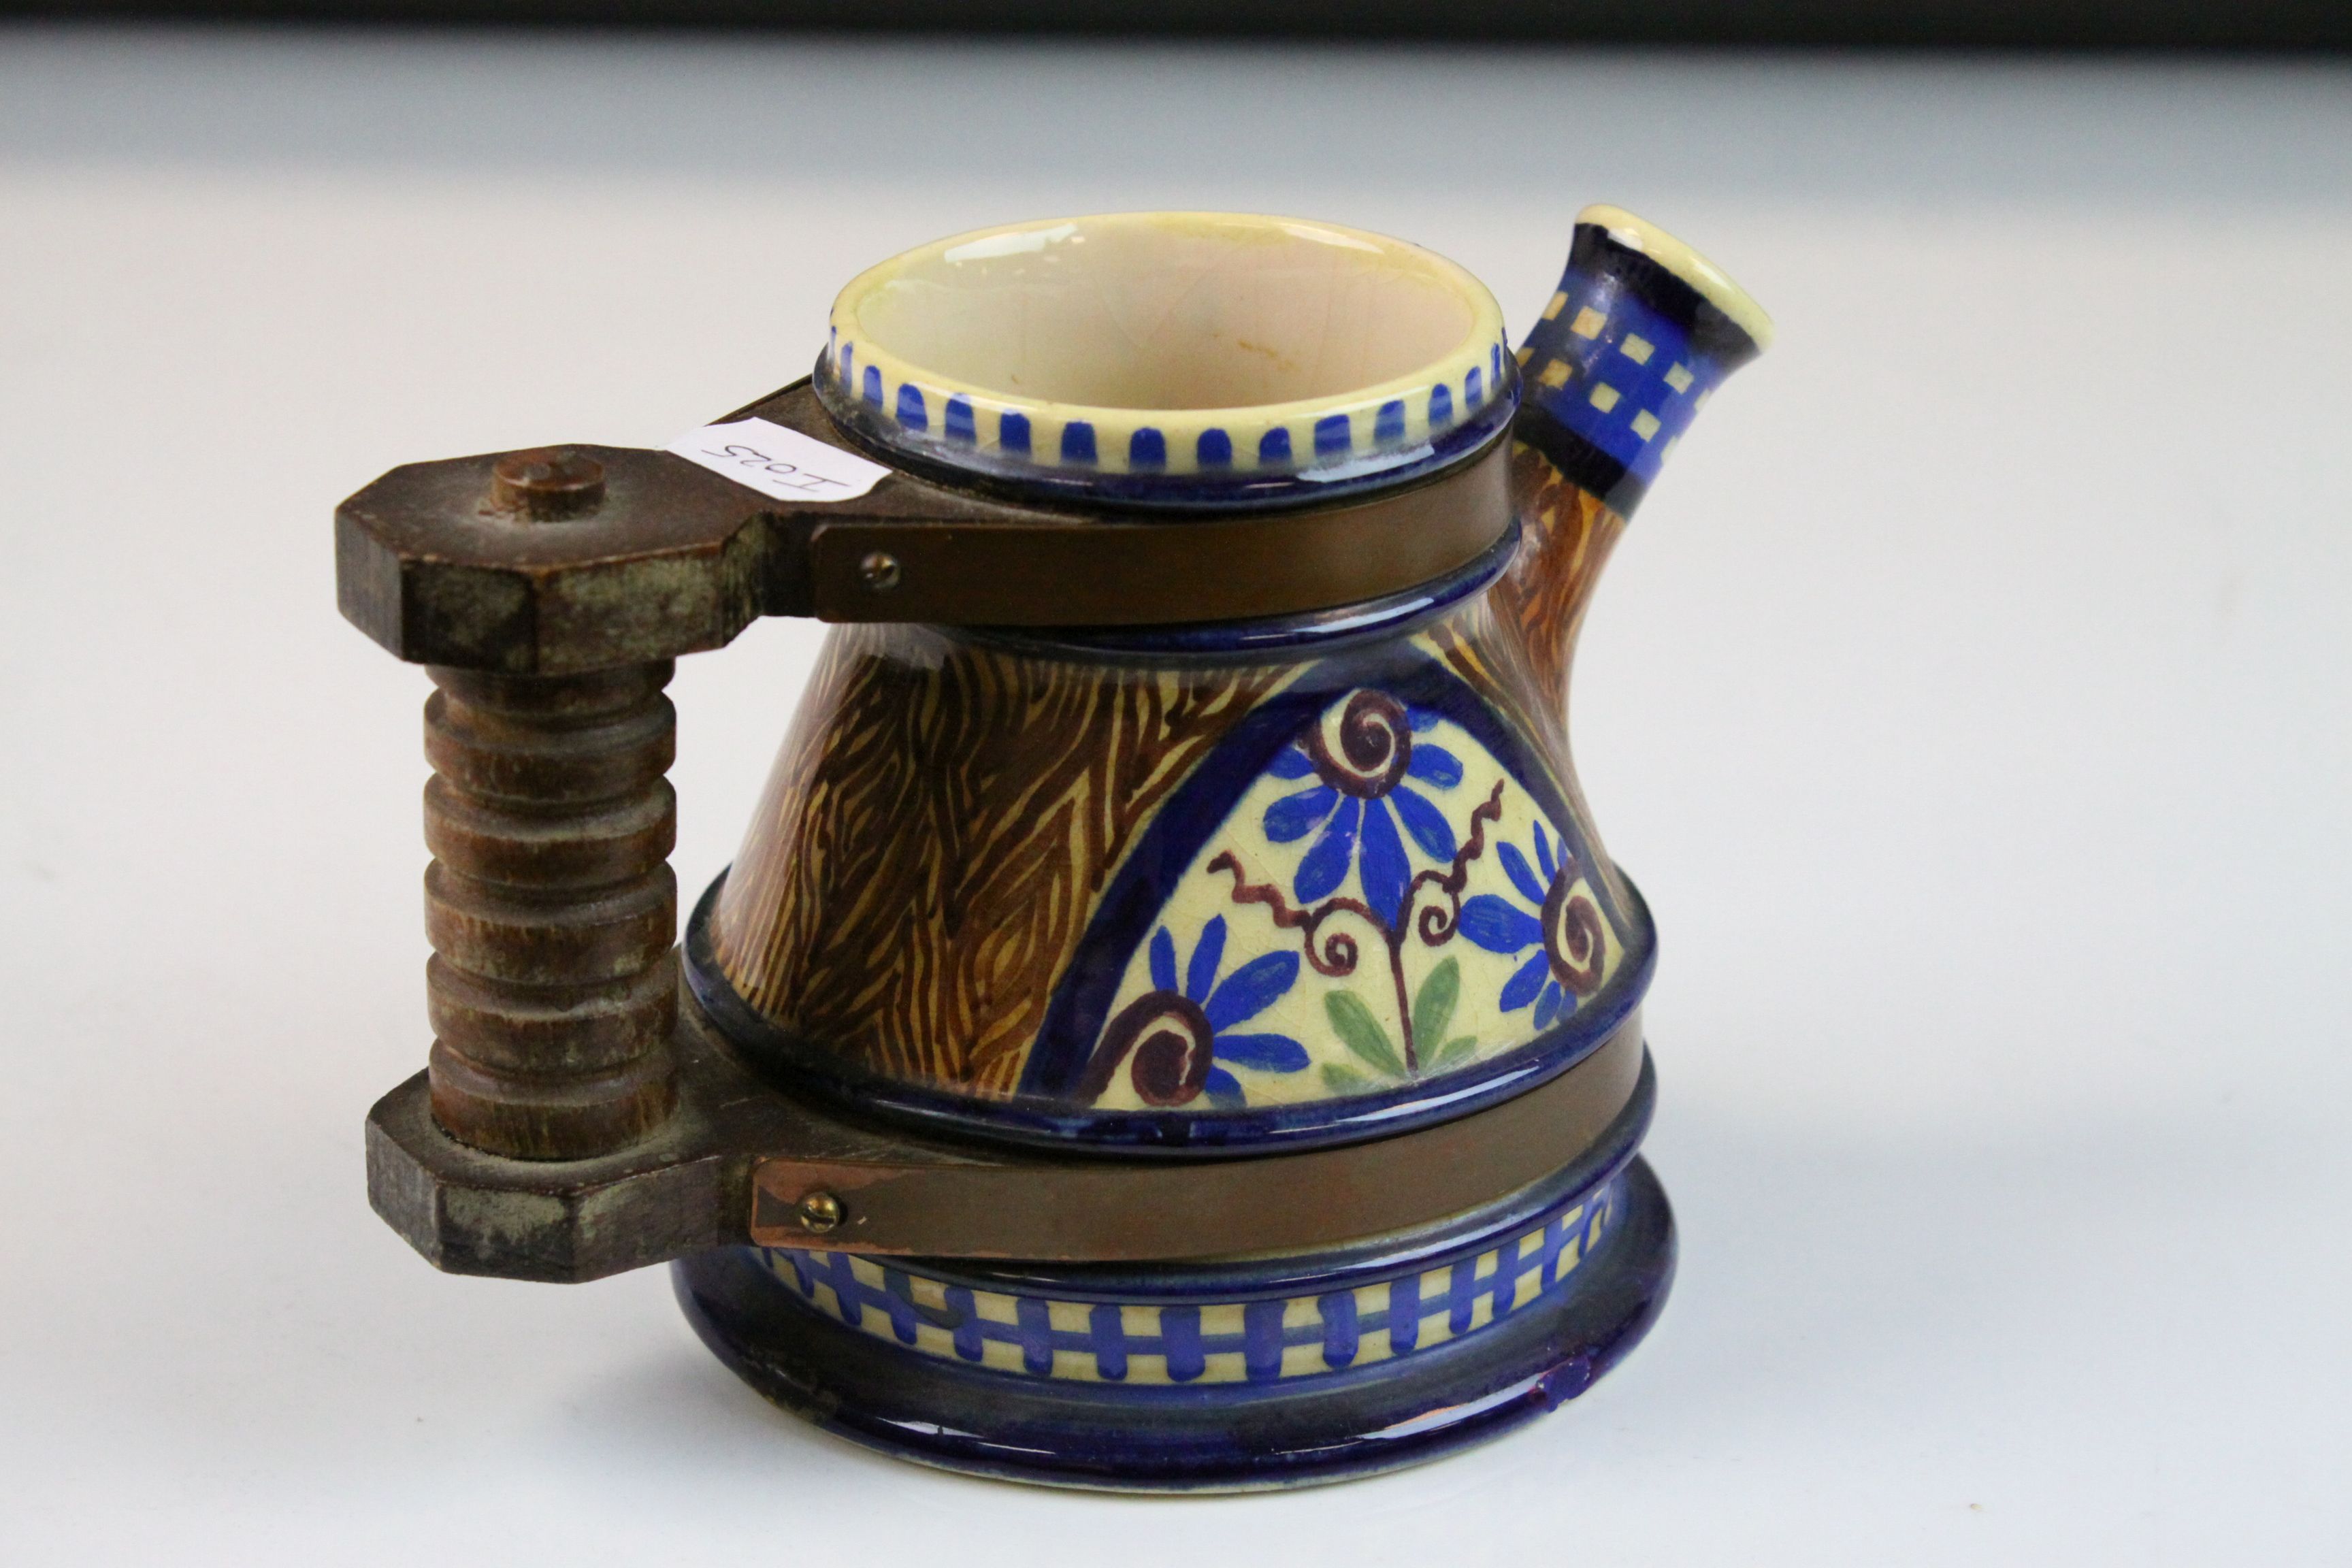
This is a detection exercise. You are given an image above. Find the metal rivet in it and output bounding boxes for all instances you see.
[858,551,902,592]
[489,446,606,521]
[797,1190,845,1232]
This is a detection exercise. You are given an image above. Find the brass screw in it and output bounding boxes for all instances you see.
[490,446,606,521]
[797,1190,845,1232]
[858,551,902,592]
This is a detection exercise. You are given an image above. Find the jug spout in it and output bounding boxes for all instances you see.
[1514,204,1772,520]
[1495,206,1770,714]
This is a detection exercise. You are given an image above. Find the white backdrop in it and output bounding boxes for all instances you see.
[2,27,2347,1564]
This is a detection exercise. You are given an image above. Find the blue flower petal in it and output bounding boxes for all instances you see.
[1500,949,1550,1011]
[1359,798,1411,927]
[1149,927,1177,994]
[1390,784,1457,862]
[1406,706,1443,732]
[1295,798,1360,900]
[1405,745,1463,789]
[1203,1066,1245,1107]
[1213,1032,1311,1073]
[1185,915,1226,1003]
[1499,842,1546,905]
[1534,982,1565,1030]
[1264,785,1338,844]
[1533,819,1558,881]
[1205,951,1301,1030]
[1268,747,1316,779]
[1460,894,1543,954]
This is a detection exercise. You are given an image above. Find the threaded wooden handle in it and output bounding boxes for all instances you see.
[421,662,679,1158]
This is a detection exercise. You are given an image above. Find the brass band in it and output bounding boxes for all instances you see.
[796,423,1517,628]
[747,1012,1646,1262]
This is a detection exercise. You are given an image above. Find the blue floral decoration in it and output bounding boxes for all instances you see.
[1148,915,1307,1107]
[1458,819,1578,1030]
[1262,700,1463,928]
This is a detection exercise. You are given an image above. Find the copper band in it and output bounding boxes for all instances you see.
[799,431,1515,627]
[748,1013,1644,1261]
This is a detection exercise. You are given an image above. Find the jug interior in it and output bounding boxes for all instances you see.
[847,214,1479,410]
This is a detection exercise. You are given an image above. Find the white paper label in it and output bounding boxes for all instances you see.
[665,417,891,503]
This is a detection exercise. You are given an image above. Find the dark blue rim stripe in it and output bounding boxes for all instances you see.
[1513,404,1643,515]
[1562,223,1765,370]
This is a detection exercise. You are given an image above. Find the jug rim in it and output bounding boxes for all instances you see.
[816,211,1518,510]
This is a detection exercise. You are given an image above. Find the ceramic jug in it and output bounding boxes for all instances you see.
[663,206,1771,1487]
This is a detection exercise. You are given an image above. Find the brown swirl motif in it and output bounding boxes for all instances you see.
[1207,860,1367,980]
[1075,992,1218,1106]
[1304,689,1413,798]
[1542,866,1608,996]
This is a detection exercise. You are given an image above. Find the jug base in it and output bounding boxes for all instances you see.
[673,1155,1674,1492]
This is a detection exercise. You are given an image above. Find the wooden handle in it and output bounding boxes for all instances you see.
[421,662,679,1158]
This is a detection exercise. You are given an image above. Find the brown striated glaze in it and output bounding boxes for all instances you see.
[713,630,1286,1095]
[1492,445,1628,715]
[1446,444,1633,909]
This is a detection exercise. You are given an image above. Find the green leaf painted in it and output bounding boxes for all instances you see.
[1320,1062,1373,1094]
[1431,1033,1480,1072]
[1409,957,1460,1064]
[1324,990,1406,1077]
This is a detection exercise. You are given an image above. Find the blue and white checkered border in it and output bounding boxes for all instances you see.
[823,330,1513,483]
[758,1172,1619,1385]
